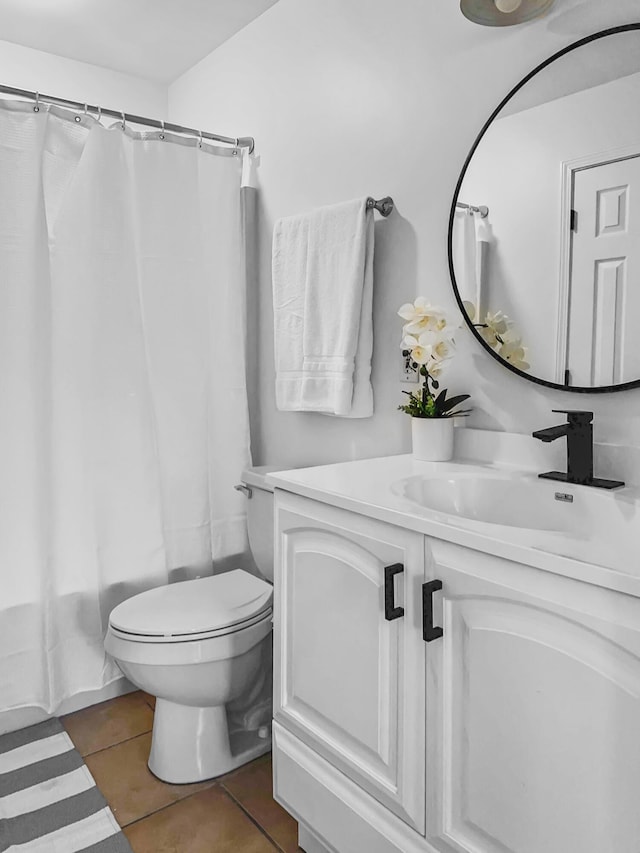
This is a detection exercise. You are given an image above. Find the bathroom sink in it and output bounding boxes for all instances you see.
[392,468,639,571]
[270,445,639,577]
[394,472,576,532]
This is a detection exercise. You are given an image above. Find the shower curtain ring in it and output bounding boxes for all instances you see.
[33,91,40,112]
[198,130,203,149]
[96,105,102,124]
[159,120,165,140]
[120,111,126,131]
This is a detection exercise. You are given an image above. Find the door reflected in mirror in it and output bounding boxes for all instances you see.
[450,26,640,391]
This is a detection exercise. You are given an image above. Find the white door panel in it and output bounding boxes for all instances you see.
[569,155,640,385]
[426,538,640,853]
[286,530,393,762]
[274,491,426,832]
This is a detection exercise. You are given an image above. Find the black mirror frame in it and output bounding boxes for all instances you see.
[448,23,640,394]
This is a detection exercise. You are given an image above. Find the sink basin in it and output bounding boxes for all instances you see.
[392,467,639,573]
[394,472,578,532]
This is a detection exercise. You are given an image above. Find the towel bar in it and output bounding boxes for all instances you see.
[456,201,489,218]
[366,196,394,217]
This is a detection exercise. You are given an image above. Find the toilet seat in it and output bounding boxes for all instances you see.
[105,607,273,667]
[108,569,273,644]
[108,606,273,644]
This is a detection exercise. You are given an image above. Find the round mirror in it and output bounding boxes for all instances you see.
[449,24,640,392]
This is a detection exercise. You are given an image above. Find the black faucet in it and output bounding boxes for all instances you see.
[532,410,624,490]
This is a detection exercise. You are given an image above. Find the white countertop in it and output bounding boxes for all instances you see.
[268,452,640,600]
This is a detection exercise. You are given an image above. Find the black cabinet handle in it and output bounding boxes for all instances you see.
[422,580,443,642]
[384,563,404,621]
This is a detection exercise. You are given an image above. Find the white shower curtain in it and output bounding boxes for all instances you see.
[0,101,252,712]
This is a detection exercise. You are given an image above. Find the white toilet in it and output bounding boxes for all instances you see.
[104,467,277,784]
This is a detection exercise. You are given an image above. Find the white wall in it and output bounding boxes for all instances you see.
[0,38,167,118]
[168,0,640,467]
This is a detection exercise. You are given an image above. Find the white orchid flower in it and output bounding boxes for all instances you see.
[462,301,476,321]
[410,345,431,365]
[478,312,509,349]
[484,310,510,336]
[405,328,456,367]
[402,333,420,349]
[402,334,433,367]
[433,340,455,362]
[402,334,422,359]
[398,297,446,335]
[417,329,455,362]
[405,314,447,335]
[499,338,530,371]
[479,325,499,348]
[398,295,432,320]
[434,313,458,332]
[428,358,448,378]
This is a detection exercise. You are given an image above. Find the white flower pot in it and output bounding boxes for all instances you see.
[411,416,454,462]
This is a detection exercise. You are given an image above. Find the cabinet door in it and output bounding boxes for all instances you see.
[274,491,425,832]
[425,538,640,853]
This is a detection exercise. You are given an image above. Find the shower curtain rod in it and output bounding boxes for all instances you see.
[0,83,255,153]
[456,201,489,218]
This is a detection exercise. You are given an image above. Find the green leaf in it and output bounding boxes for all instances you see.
[438,393,471,414]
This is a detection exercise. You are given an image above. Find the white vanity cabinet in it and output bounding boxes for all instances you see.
[273,490,427,832]
[272,486,640,853]
[426,538,640,853]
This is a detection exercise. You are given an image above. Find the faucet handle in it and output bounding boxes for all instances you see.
[552,409,593,424]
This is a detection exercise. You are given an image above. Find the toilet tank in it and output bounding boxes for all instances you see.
[240,466,280,583]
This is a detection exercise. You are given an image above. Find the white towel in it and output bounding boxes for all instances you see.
[272,197,374,417]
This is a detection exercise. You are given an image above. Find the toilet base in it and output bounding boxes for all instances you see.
[148,698,271,783]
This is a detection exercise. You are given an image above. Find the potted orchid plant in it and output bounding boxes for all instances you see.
[398,297,471,461]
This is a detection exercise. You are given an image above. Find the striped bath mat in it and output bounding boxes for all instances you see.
[0,718,132,852]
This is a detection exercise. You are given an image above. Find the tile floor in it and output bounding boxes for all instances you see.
[61,691,300,853]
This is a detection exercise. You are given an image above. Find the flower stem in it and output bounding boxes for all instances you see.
[421,367,433,408]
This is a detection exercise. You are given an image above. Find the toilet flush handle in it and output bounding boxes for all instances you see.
[234,484,253,498]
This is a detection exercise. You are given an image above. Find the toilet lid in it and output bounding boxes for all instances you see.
[109,570,273,640]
